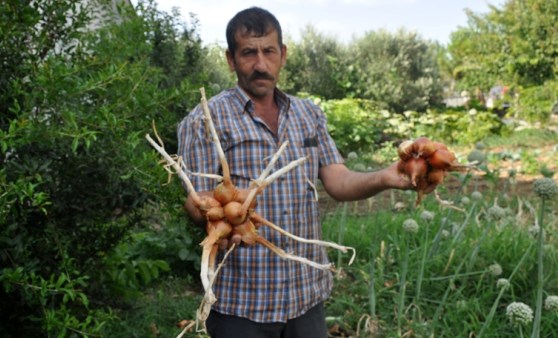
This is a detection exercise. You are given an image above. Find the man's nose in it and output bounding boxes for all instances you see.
[254,52,267,72]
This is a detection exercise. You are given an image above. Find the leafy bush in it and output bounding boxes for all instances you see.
[0,1,202,335]
[349,29,444,112]
[319,95,508,154]
[510,81,558,123]
[318,97,389,156]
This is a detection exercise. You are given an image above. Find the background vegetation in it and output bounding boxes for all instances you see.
[1,0,557,337]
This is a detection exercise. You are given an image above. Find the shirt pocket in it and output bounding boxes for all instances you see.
[291,130,320,185]
[221,133,269,189]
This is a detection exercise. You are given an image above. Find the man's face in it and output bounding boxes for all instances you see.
[226,29,287,99]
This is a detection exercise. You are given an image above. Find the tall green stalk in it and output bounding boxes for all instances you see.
[530,177,558,338]
[415,223,429,303]
[531,198,544,338]
[369,256,376,318]
[336,202,349,273]
[397,234,410,336]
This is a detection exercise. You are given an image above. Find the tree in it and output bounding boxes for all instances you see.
[349,29,443,113]
[448,0,558,91]
[283,25,352,99]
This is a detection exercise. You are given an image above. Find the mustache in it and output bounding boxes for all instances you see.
[250,71,275,81]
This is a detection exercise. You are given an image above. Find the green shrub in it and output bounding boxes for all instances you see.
[511,81,558,123]
[0,1,202,335]
[318,97,388,156]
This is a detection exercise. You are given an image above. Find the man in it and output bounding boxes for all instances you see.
[178,7,432,338]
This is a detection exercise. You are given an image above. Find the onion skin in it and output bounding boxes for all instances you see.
[197,196,222,212]
[432,141,448,151]
[413,137,436,158]
[234,188,257,209]
[404,157,428,186]
[206,206,225,221]
[213,181,238,205]
[427,149,457,170]
[232,220,258,245]
[203,220,233,244]
[397,159,407,174]
[397,140,415,161]
[223,201,247,225]
[427,168,446,185]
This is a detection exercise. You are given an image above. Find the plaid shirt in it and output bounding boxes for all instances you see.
[177,86,344,323]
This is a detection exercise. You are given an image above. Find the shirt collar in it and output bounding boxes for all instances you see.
[232,85,290,114]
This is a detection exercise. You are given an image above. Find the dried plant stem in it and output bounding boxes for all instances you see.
[251,214,356,265]
[434,189,466,213]
[200,87,231,183]
[196,244,237,328]
[257,141,289,181]
[240,141,289,212]
[176,321,195,338]
[256,237,333,270]
[145,134,201,204]
[241,156,307,214]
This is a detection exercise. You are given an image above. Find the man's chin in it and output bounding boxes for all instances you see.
[246,85,273,98]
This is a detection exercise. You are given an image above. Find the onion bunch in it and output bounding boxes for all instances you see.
[396,137,467,205]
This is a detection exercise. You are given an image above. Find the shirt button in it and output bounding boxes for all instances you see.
[283,209,288,215]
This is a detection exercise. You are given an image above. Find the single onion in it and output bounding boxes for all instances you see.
[205,206,225,221]
[427,168,446,185]
[198,195,222,211]
[213,181,238,205]
[232,220,258,245]
[427,149,457,170]
[432,141,448,151]
[404,157,428,186]
[413,137,436,158]
[204,220,233,242]
[223,201,247,225]
[397,140,415,161]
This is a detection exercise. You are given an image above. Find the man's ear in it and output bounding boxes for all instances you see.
[225,49,235,71]
[281,44,287,67]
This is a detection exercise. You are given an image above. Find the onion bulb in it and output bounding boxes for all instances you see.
[397,140,415,161]
[427,149,457,170]
[404,157,428,186]
[413,137,436,158]
[213,181,238,205]
[223,201,247,225]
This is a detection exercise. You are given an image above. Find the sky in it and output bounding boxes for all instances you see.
[134,0,504,46]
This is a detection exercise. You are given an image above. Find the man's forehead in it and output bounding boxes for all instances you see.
[235,30,279,47]
[236,25,275,39]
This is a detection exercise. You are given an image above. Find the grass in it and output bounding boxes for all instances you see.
[322,170,558,337]
[102,276,205,338]
[483,128,558,148]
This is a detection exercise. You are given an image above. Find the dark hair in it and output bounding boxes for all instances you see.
[226,7,283,56]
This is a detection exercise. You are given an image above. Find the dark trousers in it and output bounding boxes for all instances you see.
[205,302,327,338]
